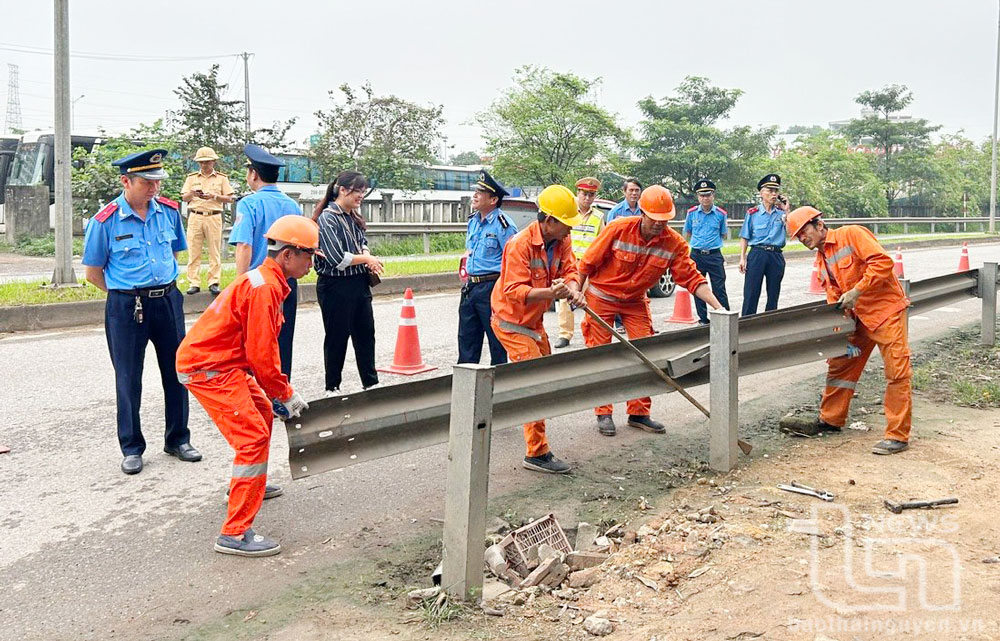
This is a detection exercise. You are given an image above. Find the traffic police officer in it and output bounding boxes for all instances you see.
[739,173,789,315]
[229,144,303,378]
[82,149,200,475]
[458,169,516,364]
[683,179,730,325]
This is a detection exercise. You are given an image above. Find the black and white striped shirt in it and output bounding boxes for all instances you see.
[314,203,370,278]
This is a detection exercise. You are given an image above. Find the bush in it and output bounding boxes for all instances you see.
[369,233,465,256]
[11,234,85,257]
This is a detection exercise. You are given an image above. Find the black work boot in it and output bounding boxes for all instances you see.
[597,415,616,436]
[872,439,909,455]
[627,415,666,434]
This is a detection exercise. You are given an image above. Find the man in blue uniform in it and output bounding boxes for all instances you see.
[458,169,516,364]
[604,177,643,222]
[739,173,789,316]
[82,149,200,475]
[683,179,730,325]
[229,144,303,378]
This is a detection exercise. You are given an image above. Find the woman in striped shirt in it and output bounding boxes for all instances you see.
[312,171,384,395]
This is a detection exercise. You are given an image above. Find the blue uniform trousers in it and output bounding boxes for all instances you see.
[105,287,189,456]
[458,279,507,365]
[691,249,730,323]
[278,278,297,379]
[741,247,785,316]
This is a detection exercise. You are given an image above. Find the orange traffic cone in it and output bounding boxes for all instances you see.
[893,247,905,278]
[667,287,698,324]
[378,288,436,375]
[807,265,826,295]
[957,242,970,273]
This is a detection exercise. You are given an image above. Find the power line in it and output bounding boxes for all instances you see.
[0,42,241,63]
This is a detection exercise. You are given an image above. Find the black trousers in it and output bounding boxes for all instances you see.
[457,279,507,365]
[316,273,378,391]
[278,278,297,379]
[691,250,730,323]
[741,247,785,316]
[105,288,189,456]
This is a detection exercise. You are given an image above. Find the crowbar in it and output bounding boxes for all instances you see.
[580,304,752,455]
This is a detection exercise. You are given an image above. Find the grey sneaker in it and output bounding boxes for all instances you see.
[214,528,281,557]
[227,484,284,500]
[553,337,570,349]
[597,414,616,436]
[522,452,570,474]
[627,415,666,434]
[872,439,909,455]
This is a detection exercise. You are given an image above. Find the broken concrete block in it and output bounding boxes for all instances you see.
[540,561,569,588]
[593,535,611,549]
[518,556,559,589]
[568,566,601,589]
[481,579,512,603]
[406,586,441,607]
[567,551,608,571]
[583,615,614,636]
[537,543,564,562]
[623,530,638,545]
[575,522,599,551]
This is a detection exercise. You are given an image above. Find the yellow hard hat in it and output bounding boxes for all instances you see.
[265,215,325,257]
[786,206,822,237]
[537,185,584,227]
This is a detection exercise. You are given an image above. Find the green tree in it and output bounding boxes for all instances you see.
[843,84,940,207]
[477,66,626,188]
[768,130,886,217]
[634,76,774,201]
[172,64,295,171]
[71,120,185,218]
[310,82,444,191]
[449,150,482,166]
[908,135,990,215]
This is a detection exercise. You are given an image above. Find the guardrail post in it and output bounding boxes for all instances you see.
[423,232,431,254]
[441,364,495,601]
[981,262,998,346]
[709,309,739,472]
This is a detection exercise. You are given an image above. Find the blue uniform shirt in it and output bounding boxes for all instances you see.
[605,198,640,223]
[739,205,787,247]
[683,205,728,250]
[465,207,516,275]
[82,193,187,290]
[229,185,303,269]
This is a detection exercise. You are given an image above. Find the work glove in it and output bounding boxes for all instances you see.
[836,287,861,311]
[846,344,862,358]
[281,390,309,418]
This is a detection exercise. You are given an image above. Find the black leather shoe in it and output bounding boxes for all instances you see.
[164,443,203,462]
[597,415,616,436]
[186,286,200,295]
[121,455,143,475]
[627,415,666,434]
[209,284,220,296]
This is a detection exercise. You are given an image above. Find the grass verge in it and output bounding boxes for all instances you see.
[911,323,1000,408]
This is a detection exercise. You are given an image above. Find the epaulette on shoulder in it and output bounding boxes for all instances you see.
[94,201,118,223]
[687,205,698,213]
[497,213,510,228]
[155,195,179,210]
[746,206,759,214]
[717,206,728,215]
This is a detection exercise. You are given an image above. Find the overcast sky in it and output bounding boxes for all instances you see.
[2,0,998,156]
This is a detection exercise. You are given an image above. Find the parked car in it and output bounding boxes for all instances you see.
[458,196,675,298]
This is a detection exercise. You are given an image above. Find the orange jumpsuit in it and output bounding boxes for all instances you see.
[490,221,580,458]
[578,217,706,416]
[176,257,293,536]
[815,226,912,442]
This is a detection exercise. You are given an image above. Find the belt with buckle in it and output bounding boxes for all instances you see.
[189,210,221,216]
[692,248,721,255]
[113,281,177,298]
[753,245,782,252]
[468,273,500,283]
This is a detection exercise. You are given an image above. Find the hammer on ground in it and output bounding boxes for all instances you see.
[883,498,959,514]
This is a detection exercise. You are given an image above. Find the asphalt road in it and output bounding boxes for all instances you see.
[1,241,997,641]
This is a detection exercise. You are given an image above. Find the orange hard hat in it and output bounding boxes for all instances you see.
[265,215,324,256]
[786,206,823,238]
[638,185,675,221]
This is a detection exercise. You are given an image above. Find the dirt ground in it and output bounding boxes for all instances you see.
[184,324,1000,641]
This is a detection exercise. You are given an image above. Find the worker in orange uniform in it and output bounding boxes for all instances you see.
[176,215,319,556]
[491,185,587,474]
[782,206,911,455]
[579,185,723,437]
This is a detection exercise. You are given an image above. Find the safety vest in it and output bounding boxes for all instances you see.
[570,207,604,259]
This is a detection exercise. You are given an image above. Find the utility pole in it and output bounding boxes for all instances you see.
[5,64,22,133]
[52,0,76,285]
[991,0,1000,234]
[241,52,251,142]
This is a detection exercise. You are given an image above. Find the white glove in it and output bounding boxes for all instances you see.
[281,390,309,418]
